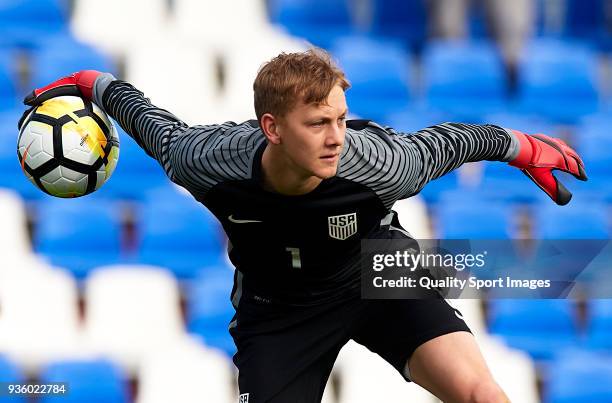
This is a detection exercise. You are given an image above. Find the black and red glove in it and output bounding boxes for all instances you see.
[509,130,587,205]
[19,70,115,129]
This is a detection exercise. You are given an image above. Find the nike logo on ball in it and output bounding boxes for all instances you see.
[228,214,263,224]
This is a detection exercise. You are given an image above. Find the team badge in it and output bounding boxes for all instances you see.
[328,212,358,240]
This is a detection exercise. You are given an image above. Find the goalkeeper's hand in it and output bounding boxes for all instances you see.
[509,130,587,205]
[19,70,116,129]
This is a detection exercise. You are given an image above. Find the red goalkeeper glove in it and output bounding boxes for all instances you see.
[19,70,115,129]
[509,130,587,205]
[24,70,103,105]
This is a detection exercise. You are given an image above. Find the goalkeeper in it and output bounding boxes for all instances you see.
[24,49,586,403]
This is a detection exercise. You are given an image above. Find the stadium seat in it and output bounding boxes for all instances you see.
[0,189,31,261]
[478,160,543,203]
[0,355,26,403]
[137,190,225,279]
[517,39,599,123]
[393,194,432,239]
[268,0,355,49]
[544,349,612,403]
[422,40,506,120]
[221,32,306,123]
[71,0,169,56]
[39,359,129,403]
[33,198,123,279]
[335,340,437,403]
[435,199,515,239]
[488,299,578,361]
[369,0,428,51]
[534,201,609,239]
[83,265,186,373]
[332,37,411,123]
[585,299,612,350]
[124,40,220,125]
[0,0,68,49]
[137,336,235,403]
[563,0,608,44]
[0,51,17,111]
[417,169,459,204]
[186,265,236,356]
[172,0,270,52]
[0,266,81,371]
[478,336,540,403]
[29,35,116,88]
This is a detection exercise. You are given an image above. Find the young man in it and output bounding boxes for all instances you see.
[24,49,586,402]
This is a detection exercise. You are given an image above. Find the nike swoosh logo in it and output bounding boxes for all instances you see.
[454,310,464,320]
[228,214,263,224]
[20,139,35,172]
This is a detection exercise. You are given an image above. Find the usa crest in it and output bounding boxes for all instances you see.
[328,213,358,240]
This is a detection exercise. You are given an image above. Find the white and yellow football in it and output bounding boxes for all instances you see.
[17,95,120,198]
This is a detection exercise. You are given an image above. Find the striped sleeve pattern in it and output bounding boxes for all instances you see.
[102,81,263,195]
[338,122,514,209]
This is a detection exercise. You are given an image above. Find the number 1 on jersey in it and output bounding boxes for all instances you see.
[285,247,302,269]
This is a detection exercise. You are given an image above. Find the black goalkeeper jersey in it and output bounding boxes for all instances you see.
[101,81,517,306]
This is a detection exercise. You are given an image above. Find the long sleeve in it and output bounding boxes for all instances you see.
[338,121,517,209]
[100,81,263,196]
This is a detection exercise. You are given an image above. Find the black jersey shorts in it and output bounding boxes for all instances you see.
[229,294,470,403]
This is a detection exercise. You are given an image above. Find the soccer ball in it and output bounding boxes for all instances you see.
[17,95,120,198]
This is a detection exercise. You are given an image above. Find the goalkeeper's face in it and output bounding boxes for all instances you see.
[277,85,347,179]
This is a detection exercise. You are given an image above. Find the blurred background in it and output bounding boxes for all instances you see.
[0,0,612,402]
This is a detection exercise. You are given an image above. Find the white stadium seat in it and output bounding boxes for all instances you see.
[394,195,433,239]
[0,189,31,262]
[83,265,185,373]
[479,336,540,403]
[137,336,235,403]
[219,31,307,123]
[124,39,220,125]
[0,265,81,373]
[71,0,170,56]
[334,341,437,403]
[171,0,270,52]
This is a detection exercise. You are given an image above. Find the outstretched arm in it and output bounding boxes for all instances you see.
[341,121,586,208]
[393,122,587,205]
[20,70,255,196]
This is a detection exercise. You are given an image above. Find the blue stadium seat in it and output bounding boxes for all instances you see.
[370,0,427,50]
[39,359,128,403]
[545,349,612,403]
[99,128,171,201]
[30,36,115,88]
[0,0,68,49]
[268,0,354,48]
[187,265,236,356]
[478,161,543,203]
[585,299,612,350]
[0,50,17,111]
[488,299,578,361]
[435,199,514,239]
[137,189,225,279]
[563,0,608,46]
[534,201,609,239]
[517,39,599,123]
[332,37,411,123]
[0,355,26,403]
[422,41,506,120]
[417,170,459,204]
[34,198,123,279]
